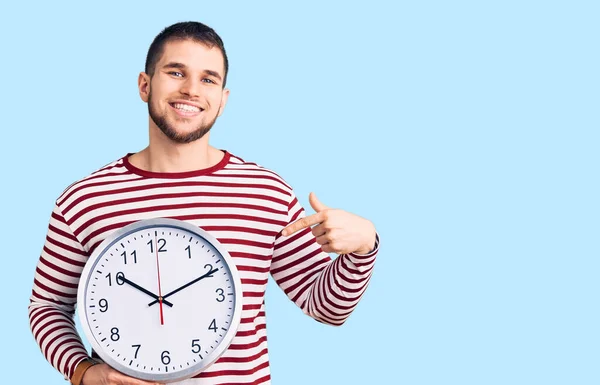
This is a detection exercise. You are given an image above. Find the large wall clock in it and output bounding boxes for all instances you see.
[77,218,243,383]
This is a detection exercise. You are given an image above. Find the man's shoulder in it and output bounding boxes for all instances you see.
[226,152,293,192]
[55,155,129,209]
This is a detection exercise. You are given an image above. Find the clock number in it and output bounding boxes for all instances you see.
[111,327,120,341]
[208,319,217,333]
[185,245,192,259]
[161,351,171,365]
[158,238,167,252]
[204,264,213,272]
[147,239,167,253]
[132,344,141,359]
[121,250,137,264]
[191,339,201,353]
[99,298,109,312]
[106,272,125,286]
[216,288,225,302]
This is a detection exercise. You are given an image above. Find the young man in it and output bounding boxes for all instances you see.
[29,22,379,385]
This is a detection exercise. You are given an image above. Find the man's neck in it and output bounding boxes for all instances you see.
[129,130,223,173]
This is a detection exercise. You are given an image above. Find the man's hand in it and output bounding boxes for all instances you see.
[282,192,377,254]
[82,363,164,385]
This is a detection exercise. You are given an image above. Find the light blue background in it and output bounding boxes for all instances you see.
[1,1,598,384]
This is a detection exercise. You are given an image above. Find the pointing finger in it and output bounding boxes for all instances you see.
[282,213,323,236]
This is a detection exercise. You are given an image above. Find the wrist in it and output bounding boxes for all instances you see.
[354,230,379,255]
[356,226,377,254]
[71,358,102,385]
[355,243,374,255]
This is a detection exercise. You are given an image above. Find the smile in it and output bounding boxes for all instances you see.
[169,102,204,117]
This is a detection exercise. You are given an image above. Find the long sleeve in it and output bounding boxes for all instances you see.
[270,191,378,326]
[28,204,90,380]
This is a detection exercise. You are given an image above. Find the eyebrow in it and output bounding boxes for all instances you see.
[203,69,222,81]
[162,62,187,70]
[162,62,223,81]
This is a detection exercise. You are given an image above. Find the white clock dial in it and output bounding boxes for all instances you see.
[77,218,243,383]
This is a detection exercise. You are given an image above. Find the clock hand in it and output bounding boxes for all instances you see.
[154,233,165,325]
[119,275,174,307]
[148,268,218,306]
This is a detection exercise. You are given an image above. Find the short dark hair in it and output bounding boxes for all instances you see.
[145,21,229,86]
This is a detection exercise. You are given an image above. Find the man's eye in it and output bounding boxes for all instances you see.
[169,71,183,77]
[202,78,215,84]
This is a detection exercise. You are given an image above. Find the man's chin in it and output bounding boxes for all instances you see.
[149,108,217,144]
[172,115,199,123]
[159,125,212,144]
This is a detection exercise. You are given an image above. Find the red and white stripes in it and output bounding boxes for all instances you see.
[29,151,378,384]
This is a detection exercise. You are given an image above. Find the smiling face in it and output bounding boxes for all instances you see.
[138,39,230,144]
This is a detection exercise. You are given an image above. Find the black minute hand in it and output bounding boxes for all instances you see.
[148,268,218,307]
[119,275,174,307]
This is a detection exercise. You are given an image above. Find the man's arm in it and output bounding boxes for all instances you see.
[270,192,379,325]
[28,204,90,380]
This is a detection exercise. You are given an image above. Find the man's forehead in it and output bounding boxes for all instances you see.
[158,40,225,73]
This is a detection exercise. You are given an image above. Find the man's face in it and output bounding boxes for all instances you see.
[139,39,229,143]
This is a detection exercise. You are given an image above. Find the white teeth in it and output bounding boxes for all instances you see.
[173,103,200,112]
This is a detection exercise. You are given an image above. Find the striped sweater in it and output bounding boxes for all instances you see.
[28,151,378,384]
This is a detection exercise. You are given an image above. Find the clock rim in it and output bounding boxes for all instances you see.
[76,217,244,383]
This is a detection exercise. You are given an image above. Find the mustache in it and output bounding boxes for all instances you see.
[169,96,204,105]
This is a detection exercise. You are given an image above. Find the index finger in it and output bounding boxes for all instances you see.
[282,213,323,237]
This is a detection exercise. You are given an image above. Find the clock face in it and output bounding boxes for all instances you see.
[77,218,243,383]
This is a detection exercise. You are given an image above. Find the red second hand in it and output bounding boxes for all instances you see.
[154,233,164,325]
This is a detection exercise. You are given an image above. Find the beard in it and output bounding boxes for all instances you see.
[148,92,219,144]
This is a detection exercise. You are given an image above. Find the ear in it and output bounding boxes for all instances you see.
[138,72,151,103]
[217,88,230,117]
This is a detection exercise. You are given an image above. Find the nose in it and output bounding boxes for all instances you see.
[179,77,201,98]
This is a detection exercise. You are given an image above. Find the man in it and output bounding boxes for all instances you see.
[29,21,379,385]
